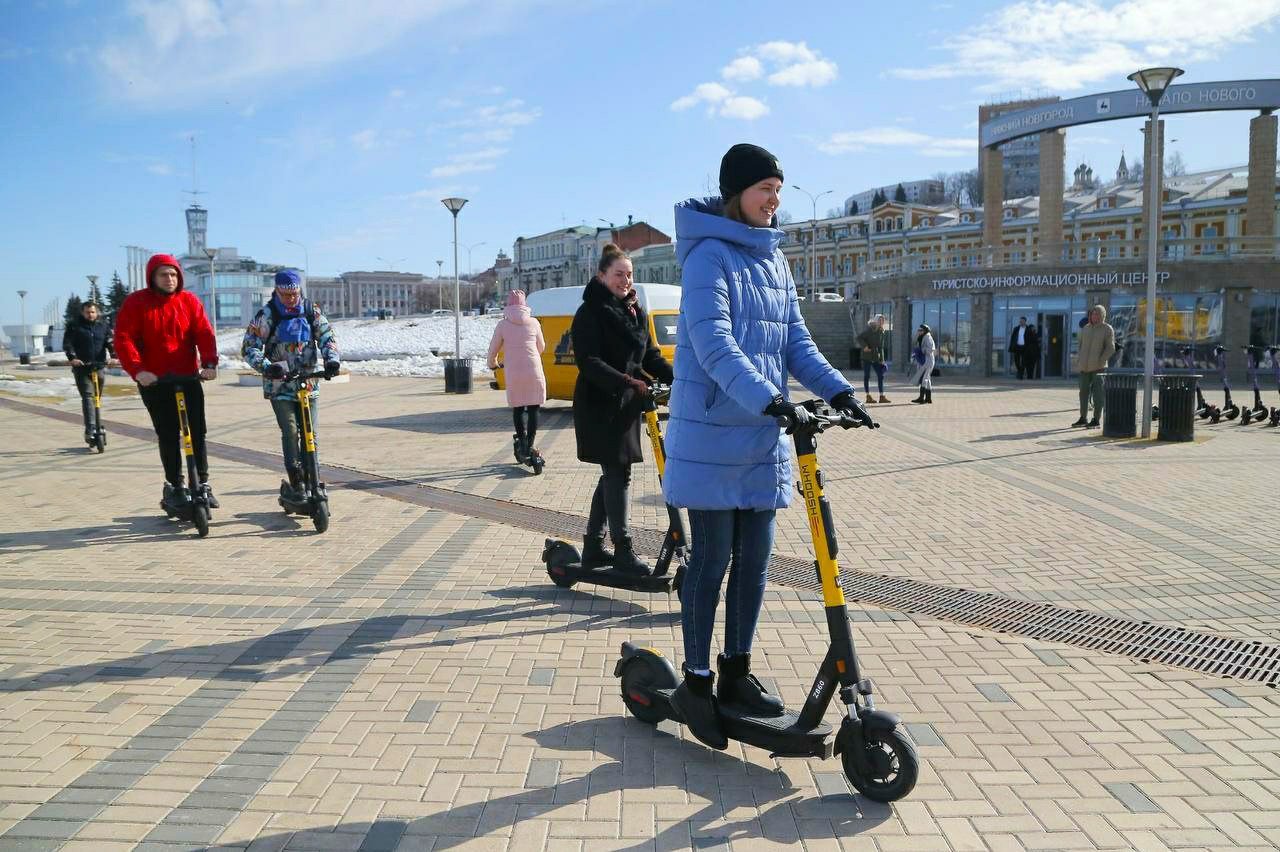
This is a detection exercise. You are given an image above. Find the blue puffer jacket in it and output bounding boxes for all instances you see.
[663,197,852,510]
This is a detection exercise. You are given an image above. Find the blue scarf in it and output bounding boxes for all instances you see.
[271,293,311,344]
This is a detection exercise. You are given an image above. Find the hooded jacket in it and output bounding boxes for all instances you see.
[113,254,218,380]
[487,293,547,407]
[1077,305,1117,373]
[662,197,852,511]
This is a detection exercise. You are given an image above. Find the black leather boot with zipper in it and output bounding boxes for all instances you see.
[716,653,784,717]
[671,669,727,750]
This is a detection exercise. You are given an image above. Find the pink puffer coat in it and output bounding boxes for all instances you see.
[487,292,547,407]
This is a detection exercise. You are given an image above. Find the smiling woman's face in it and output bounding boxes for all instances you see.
[600,257,633,299]
[739,178,782,227]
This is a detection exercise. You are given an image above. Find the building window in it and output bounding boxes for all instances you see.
[961,213,972,223]
[1003,208,1014,220]
[1098,198,1110,210]
[1201,226,1218,255]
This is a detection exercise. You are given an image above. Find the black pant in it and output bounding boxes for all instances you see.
[512,405,540,447]
[1012,350,1027,379]
[586,463,631,543]
[139,380,208,486]
[73,368,105,435]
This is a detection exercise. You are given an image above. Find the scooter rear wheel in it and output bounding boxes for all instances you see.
[192,504,210,538]
[312,500,330,534]
[841,726,919,803]
[94,429,106,453]
[619,654,678,725]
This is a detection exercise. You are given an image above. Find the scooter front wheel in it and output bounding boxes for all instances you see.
[312,500,330,534]
[192,504,210,538]
[841,726,918,803]
[94,430,106,453]
[619,652,677,725]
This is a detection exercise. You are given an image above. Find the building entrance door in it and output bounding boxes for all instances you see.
[1038,313,1067,377]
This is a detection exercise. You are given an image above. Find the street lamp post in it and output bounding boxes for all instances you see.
[203,247,219,334]
[435,260,445,309]
[1128,66,1184,439]
[16,290,27,356]
[376,256,406,272]
[792,185,832,301]
[285,239,309,289]
[441,197,468,391]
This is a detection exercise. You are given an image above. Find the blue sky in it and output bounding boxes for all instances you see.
[3,0,1279,322]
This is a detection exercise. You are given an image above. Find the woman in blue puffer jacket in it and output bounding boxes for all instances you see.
[663,143,865,749]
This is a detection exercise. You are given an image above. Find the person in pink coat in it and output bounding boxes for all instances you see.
[487,290,548,463]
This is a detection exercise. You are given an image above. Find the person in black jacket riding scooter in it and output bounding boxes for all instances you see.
[571,243,674,576]
[63,301,115,444]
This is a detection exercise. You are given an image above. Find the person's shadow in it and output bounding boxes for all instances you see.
[206,718,892,850]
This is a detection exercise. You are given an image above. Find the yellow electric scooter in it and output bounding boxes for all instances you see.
[276,368,332,534]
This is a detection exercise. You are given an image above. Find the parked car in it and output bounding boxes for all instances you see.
[814,292,844,303]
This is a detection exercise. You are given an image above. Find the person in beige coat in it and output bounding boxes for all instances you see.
[1073,304,1116,427]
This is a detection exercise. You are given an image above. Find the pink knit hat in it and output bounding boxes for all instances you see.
[506,289,527,307]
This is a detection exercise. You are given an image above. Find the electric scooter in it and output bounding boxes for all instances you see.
[615,401,919,804]
[512,433,545,475]
[1204,346,1238,423]
[1239,346,1269,425]
[543,383,686,594]
[1180,346,1211,418]
[1268,347,1280,427]
[156,375,213,538]
[276,369,332,533]
[86,363,107,453]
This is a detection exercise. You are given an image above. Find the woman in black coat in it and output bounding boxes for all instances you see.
[571,243,674,575]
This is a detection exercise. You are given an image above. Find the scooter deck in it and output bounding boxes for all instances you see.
[647,687,833,758]
[279,494,323,516]
[550,561,676,593]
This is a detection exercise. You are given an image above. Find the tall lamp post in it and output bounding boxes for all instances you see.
[284,239,309,289]
[1128,66,1184,439]
[465,241,486,311]
[16,290,27,357]
[441,197,469,392]
[792,185,832,301]
[435,260,445,309]
[203,246,219,334]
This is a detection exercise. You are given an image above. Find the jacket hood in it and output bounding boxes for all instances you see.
[674,196,783,264]
[503,304,532,324]
[1091,304,1107,321]
[145,253,185,293]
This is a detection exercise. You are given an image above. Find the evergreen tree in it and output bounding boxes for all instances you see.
[63,293,83,328]
[871,189,886,207]
[87,278,103,308]
[107,271,129,322]
[894,183,908,203]
[849,200,859,215]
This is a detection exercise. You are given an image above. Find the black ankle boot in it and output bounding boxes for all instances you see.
[716,653,785,717]
[581,534,614,568]
[512,433,526,463]
[911,387,926,404]
[611,536,651,576]
[925,387,933,404]
[671,669,727,750]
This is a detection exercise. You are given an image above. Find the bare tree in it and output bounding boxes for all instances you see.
[777,210,794,225]
[1165,151,1186,178]
[826,206,844,219]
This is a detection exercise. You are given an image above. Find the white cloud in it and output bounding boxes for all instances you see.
[889,0,1280,92]
[146,162,174,175]
[769,58,838,87]
[719,96,770,120]
[462,127,515,144]
[389,88,406,99]
[819,127,974,157]
[352,129,378,150]
[430,147,507,178]
[671,82,732,111]
[721,56,763,82]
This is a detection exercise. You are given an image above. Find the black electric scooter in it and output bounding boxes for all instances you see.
[1204,346,1239,423]
[276,369,332,533]
[156,374,213,538]
[86,362,107,453]
[1179,347,1211,418]
[615,400,919,804]
[1239,346,1269,425]
[1268,347,1280,427]
[512,432,545,475]
[543,383,686,594]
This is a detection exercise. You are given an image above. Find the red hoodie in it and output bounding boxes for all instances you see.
[114,254,219,380]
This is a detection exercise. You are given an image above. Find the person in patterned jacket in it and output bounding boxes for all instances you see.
[240,269,340,499]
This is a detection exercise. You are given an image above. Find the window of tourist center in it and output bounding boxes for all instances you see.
[1252,294,1280,367]
[910,298,971,369]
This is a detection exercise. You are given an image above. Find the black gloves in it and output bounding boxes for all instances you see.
[264,363,287,380]
[763,395,812,433]
[324,360,341,379]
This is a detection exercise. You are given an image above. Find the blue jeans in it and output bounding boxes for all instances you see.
[680,508,776,671]
[863,361,885,395]
[271,397,318,473]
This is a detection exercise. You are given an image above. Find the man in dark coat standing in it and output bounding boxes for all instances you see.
[571,244,673,575]
[63,300,115,444]
[1008,315,1034,379]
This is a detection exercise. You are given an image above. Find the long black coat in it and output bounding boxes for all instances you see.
[571,279,674,466]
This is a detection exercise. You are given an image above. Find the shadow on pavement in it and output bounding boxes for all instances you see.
[0,514,195,551]
[207,718,892,850]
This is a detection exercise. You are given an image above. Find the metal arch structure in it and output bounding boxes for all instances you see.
[980,79,1280,148]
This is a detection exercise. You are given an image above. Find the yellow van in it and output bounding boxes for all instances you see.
[492,283,681,402]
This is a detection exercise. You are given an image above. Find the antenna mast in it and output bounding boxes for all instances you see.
[183,135,206,207]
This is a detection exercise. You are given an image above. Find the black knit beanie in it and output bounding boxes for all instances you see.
[719,143,784,201]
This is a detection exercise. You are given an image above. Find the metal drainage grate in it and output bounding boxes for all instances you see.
[5,396,1278,689]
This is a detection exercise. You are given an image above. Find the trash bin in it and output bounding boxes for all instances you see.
[849,347,862,370]
[1157,372,1200,442]
[18,353,31,365]
[443,358,472,394]
[1101,370,1139,438]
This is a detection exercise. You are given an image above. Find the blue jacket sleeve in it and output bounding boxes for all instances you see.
[781,255,852,403]
[682,244,779,415]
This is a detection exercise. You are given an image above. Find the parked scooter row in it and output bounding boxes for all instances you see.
[1195,344,1280,426]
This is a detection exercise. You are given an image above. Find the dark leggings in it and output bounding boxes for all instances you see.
[139,380,208,486]
[862,361,886,395]
[73,368,105,433]
[586,463,631,543]
[512,405,540,446]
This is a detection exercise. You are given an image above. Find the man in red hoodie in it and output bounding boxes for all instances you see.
[114,254,220,510]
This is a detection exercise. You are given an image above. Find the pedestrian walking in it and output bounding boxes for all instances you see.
[487,289,547,467]
[1072,305,1116,428]
[910,323,936,404]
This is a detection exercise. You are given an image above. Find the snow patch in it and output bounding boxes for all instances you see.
[0,376,79,400]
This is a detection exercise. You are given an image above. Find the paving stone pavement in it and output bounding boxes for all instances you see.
[1,370,1278,851]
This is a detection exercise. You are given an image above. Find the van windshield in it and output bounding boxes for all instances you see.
[652,314,678,346]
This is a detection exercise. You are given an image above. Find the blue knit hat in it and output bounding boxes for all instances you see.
[274,268,302,289]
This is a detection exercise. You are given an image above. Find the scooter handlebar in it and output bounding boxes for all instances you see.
[774,400,880,432]
[283,369,331,381]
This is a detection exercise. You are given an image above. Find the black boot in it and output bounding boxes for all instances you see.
[512,433,527,463]
[162,482,189,512]
[716,653,784,717]
[671,669,727,750]
[925,387,933,404]
[281,467,305,500]
[198,480,220,509]
[611,536,651,576]
[581,534,614,568]
[911,386,926,404]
